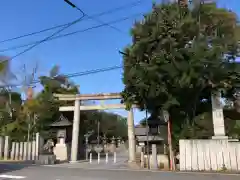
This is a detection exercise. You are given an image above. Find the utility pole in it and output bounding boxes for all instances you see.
[162,110,175,171]
[97,120,100,146]
[145,109,150,169]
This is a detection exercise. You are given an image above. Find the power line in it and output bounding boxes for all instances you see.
[0,64,123,88]
[61,65,122,78]
[64,0,126,34]
[0,13,142,53]
[0,13,85,63]
[0,0,145,44]
[0,23,66,44]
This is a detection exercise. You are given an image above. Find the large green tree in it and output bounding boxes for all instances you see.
[121,2,240,142]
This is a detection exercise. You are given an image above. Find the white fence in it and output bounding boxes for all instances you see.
[0,133,41,161]
[179,139,240,171]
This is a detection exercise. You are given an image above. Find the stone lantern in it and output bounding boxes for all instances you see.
[50,114,72,143]
[110,136,116,153]
[102,135,109,153]
[117,137,121,147]
[84,131,94,160]
[94,143,103,154]
[50,114,72,161]
[147,112,167,139]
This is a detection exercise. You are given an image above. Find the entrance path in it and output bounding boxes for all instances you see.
[45,154,129,170]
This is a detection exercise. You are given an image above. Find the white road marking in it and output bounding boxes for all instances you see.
[0,174,26,179]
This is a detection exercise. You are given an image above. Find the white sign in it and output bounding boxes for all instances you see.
[162,110,169,122]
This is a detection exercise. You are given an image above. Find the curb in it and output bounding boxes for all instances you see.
[0,160,35,165]
[43,164,240,176]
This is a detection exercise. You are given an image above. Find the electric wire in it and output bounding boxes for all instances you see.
[0,13,142,53]
[0,14,85,64]
[65,0,126,34]
[0,0,146,44]
[0,0,147,88]
[0,64,123,88]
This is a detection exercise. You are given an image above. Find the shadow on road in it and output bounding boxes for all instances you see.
[0,161,35,174]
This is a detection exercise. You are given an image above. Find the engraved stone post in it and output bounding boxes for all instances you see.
[151,144,158,170]
[211,91,228,139]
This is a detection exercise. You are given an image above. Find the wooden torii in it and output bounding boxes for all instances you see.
[54,92,137,163]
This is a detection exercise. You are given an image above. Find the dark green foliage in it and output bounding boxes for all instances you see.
[122,2,240,142]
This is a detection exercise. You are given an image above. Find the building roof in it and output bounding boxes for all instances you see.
[135,127,146,136]
[136,135,164,142]
[50,114,72,127]
[147,114,167,126]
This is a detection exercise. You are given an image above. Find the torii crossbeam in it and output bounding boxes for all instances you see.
[53,92,137,163]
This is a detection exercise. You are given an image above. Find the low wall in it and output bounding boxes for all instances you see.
[0,133,41,161]
[143,154,169,169]
[179,139,240,171]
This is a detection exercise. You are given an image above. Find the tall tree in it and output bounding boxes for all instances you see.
[121,2,240,142]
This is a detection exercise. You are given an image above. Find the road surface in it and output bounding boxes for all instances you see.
[0,163,239,180]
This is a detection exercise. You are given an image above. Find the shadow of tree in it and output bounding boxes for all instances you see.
[0,161,35,174]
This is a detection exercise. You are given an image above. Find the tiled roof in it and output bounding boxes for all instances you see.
[50,114,72,127]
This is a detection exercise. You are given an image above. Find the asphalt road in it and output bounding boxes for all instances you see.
[0,163,240,180]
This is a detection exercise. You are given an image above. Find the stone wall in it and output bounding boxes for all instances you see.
[179,139,240,171]
[0,133,41,161]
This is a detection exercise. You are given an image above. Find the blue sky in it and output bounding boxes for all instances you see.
[0,0,239,124]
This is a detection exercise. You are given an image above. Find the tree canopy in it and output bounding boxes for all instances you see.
[121,1,240,143]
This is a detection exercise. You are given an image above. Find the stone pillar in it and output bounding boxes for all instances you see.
[35,133,40,160]
[10,142,16,160]
[70,99,80,162]
[0,136,4,159]
[140,151,144,168]
[31,141,36,160]
[15,142,19,160]
[211,91,228,139]
[27,142,32,160]
[4,136,9,160]
[23,142,28,160]
[151,144,158,170]
[127,108,136,163]
[19,142,24,160]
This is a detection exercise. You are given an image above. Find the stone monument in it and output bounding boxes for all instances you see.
[211,91,228,139]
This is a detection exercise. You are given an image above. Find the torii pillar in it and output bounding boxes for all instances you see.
[127,108,136,162]
[70,99,80,162]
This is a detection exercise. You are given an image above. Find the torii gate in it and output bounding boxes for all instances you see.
[53,92,137,163]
